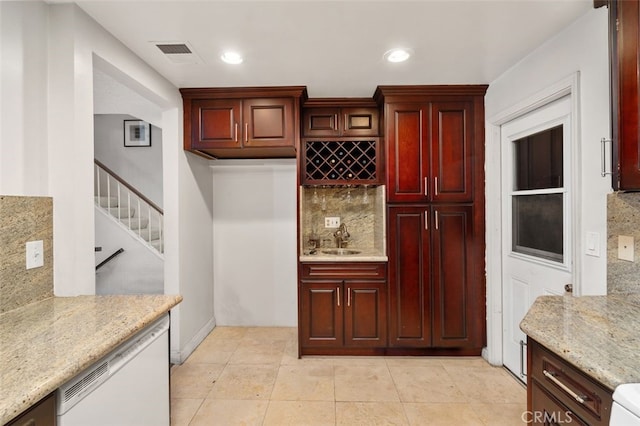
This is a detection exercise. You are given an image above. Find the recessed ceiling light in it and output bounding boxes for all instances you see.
[384,48,412,63]
[221,51,243,65]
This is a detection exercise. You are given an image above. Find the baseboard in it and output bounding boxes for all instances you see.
[170,316,216,364]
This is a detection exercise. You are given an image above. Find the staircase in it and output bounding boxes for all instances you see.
[94,160,164,256]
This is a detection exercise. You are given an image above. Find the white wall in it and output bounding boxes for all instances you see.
[94,114,163,208]
[484,7,610,362]
[1,2,215,363]
[212,160,298,327]
[0,1,49,195]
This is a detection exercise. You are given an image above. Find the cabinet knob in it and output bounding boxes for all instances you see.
[564,284,573,293]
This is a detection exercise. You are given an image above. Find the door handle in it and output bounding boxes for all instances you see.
[519,340,527,378]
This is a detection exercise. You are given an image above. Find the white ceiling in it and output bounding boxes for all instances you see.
[77,0,594,98]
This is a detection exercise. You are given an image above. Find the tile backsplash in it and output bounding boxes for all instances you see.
[608,192,640,294]
[0,196,53,313]
[299,185,385,253]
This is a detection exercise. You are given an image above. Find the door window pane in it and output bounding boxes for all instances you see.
[512,193,563,262]
[514,125,563,190]
[511,123,565,263]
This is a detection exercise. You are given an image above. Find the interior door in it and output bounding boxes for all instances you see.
[501,96,573,382]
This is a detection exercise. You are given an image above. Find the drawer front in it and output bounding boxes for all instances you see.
[530,340,612,426]
[531,380,588,426]
[301,262,386,280]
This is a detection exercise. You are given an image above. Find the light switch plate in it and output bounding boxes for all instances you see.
[585,232,600,257]
[324,217,340,228]
[618,235,634,262]
[26,240,44,269]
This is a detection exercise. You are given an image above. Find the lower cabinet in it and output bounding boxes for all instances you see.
[299,262,387,354]
[7,392,56,426]
[387,205,484,351]
[528,338,612,426]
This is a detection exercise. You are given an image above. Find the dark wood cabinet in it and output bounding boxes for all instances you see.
[383,100,475,203]
[610,0,640,190]
[300,98,382,185]
[299,262,387,355]
[528,338,612,426]
[376,85,487,354]
[387,205,481,350]
[303,106,379,137]
[7,393,56,426]
[180,86,307,159]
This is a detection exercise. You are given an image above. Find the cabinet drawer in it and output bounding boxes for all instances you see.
[531,380,588,425]
[530,340,612,426]
[301,262,386,280]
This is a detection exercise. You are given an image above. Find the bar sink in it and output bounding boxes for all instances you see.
[321,248,362,255]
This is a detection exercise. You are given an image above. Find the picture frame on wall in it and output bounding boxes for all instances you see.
[123,120,152,147]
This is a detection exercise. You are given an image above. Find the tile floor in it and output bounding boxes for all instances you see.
[170,327,527,425]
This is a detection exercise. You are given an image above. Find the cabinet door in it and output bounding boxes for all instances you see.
[615,0,640,189]
[303,108,340,137]
[431,205,482,348]
[299,281,343,347]
[243,98,295,148]
[344,281,387,347]
[430,101,474,202]
[387,206,432,347]
[190,99,242,149]
[342,107,379,137]
[386,103,430,203]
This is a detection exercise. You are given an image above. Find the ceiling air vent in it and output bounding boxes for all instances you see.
[156,43,192,55]
[152,41,201,64]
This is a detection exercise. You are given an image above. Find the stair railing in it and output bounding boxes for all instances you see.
[94,159,164,255]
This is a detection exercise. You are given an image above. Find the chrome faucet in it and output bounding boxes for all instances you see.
[333,223,350,248]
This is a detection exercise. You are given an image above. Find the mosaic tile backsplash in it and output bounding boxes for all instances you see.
[0,196,53,313]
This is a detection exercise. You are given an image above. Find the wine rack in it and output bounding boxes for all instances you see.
[303,139,380,184]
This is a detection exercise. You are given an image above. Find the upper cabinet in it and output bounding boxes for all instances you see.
[180,86,307,159]
[300,98,383,185]
[611,0,640,190]
[374,86,487,203]
[303,104,379,137]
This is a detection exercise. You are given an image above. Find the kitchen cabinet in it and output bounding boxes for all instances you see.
[300,98,383,185]
[6,393,55,426]
[375,85,487,354]
[610,0,640,190]
[387,205,483,350]
[301,138,382,185]
[180,86,307,159]
[383,100,475,203]
[303,106,379,137]
[299,262,387,355]
[528,338,612,426]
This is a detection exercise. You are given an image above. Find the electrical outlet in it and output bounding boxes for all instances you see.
[618,235,634,262]
[26,240,44,269]
[324,217,340,228]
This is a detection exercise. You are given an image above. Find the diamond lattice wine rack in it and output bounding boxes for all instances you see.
[303,139,381,185]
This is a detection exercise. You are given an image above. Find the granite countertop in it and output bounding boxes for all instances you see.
[0,294,182,425]
[520,294,640,390]
[299,248,387,262]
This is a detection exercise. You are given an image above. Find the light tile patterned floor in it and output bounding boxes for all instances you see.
[170,327,527,425]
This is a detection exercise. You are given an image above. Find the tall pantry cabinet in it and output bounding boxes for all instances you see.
[374,86,488,354]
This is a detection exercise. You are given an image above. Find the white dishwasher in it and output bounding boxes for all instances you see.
[57,314,170,426]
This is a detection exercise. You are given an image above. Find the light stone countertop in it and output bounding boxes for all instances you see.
[0,294,182,425]
[520,294,640,390]
[299,247,387,262]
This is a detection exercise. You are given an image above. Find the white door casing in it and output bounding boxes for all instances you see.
[484,73,581,367]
